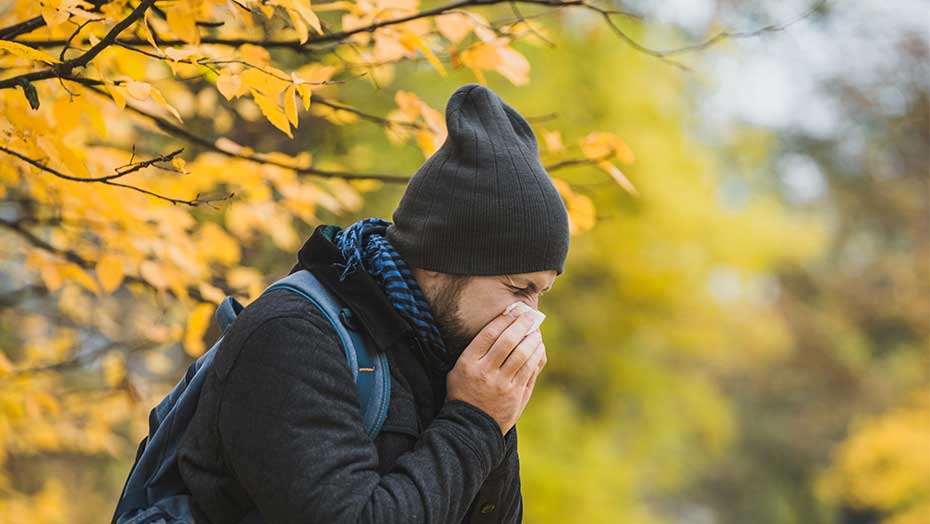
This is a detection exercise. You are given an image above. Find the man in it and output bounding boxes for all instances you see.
[177,82,570,523]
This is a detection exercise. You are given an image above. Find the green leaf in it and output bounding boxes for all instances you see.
[18,79,39,110]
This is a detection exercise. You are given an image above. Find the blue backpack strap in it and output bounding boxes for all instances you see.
[215,295,244,334]
[263,269,391,439]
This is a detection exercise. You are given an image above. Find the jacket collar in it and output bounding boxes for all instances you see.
[288,224,414,354]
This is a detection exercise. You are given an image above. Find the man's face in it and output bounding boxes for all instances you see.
[423,269,557,359]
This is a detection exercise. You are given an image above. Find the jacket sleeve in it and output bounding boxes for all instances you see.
[463,424,523,523]
[215,314,508,524]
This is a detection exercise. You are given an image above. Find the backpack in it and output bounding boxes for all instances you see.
[110,268,392,524]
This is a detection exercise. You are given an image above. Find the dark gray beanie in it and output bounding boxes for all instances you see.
[385,83,570,276]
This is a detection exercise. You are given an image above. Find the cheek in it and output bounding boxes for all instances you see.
[457,288,518,333]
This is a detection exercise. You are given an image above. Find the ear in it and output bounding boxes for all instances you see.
[409,266,441,282]
[418,268,441,278]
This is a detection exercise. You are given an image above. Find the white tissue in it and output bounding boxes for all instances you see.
[504,301,546,334]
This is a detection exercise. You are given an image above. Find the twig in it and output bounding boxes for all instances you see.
[0,145,228,206]
[0,0,157,91]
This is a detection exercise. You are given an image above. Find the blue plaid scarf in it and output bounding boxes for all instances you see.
[333,218,450,370]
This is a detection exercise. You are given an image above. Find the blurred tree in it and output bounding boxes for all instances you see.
[666,3,929,524]
[0,1,843,522]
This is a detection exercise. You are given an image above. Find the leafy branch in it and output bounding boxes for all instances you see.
[0,144,230,206]
[0,0,157,90]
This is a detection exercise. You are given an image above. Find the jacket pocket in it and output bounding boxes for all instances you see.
[373,394,421,473]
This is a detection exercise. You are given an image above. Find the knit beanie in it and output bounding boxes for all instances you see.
[385,83,570,276]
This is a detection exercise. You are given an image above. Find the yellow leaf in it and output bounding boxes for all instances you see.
[311,0,353,11]
[240,44,271,66]
[542,129,564,153]
[39,262,64,291]
[551,178,596,235]
[0,40,61,64]
[596,160,639,197]
[61,263,100,294]
[580,131,636,164]
[184,303,215,357]
[83,98,108,138]
[310,100,359,125]
[96,254,125,293]
[241,67,290,97]
[172,156,188,173]
[436,12,474,44]
[197,281,226,303]
[284,85,299,127]
[141,10,163,55]
[290,0,323,35]
[216,73,243,100]
[41,5,70,28]
[0,352,13,378]
[494,43,530,86]
[398,29,447,77]
[126,80,152,100]
[144,350,173,374]
[195,222,241,265]
[165,47,197,62]
[251,89,294,138]
[294,63,339,84]
[102,78,126,109]
[287,8,310,44]
[259,4,276,19]
[139,260,168,290]
[36,135,92,178]
[295,82,312,110]
[460,41,500,73]
[613,137,636,164]
[64,6,99,21]
[101,351,126,387]
[150,86,183,123]
[53,97,82,132]
[166,4,200,44]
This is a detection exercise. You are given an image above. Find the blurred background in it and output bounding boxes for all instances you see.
[0,0,926,522]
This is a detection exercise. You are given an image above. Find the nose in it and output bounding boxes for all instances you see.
[526,294,541,311]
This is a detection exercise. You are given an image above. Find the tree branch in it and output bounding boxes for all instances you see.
[0,0,156,91]
[8,0,824,74]
[0,0,112,40]
[15,0,637,50]
[0,144,231,206]
[75,82,416,183]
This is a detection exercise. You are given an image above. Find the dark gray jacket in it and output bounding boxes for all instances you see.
[177,224,522,523]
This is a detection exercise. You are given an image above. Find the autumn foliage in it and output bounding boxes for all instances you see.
[0,1,926,523]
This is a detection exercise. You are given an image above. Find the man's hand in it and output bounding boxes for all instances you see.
[445,309,548,436]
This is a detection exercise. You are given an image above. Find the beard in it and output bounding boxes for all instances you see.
[428,276,474,362]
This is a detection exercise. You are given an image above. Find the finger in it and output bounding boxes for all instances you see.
[480,311,537,368]
[512,339,545,385]
[522,354,543,399]
[516,360,542,419]
[517,365,539,416]
[460,308,522,361]
[500,329,542,379]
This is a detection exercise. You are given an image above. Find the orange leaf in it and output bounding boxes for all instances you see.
[96,255,125,294]
[251,89,294,138]
[217,73,243,100]
[596,160,639,197]
[183,303,215,357]
[284,85,299,127]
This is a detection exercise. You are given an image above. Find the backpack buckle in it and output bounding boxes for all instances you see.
[339,307,359,331]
